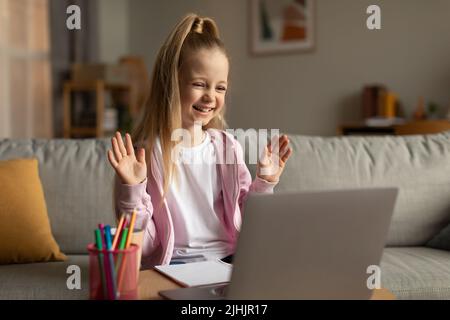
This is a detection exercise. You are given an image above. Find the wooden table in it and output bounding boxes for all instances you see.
[138,269,396,300]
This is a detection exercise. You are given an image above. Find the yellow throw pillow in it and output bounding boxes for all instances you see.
[0,158,67,264]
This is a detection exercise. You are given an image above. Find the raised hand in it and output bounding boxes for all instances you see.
[257,134,293,183]
[107,132,147,185]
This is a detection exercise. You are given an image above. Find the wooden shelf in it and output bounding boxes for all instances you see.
[70,127,98,136]
[63,80,134,138]
[339,120,450,136]
[64,81,131,91]
[394,120,450,135]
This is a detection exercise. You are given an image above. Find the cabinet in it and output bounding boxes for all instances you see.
[63,80,135,138]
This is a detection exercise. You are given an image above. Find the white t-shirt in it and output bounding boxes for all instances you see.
[155,131,231,263]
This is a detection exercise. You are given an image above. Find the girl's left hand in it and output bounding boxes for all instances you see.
[257,134,293,183]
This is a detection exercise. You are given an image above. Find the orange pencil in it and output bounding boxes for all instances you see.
[117,210,137,292]
[112,213,125,250]
[125,210,137,249]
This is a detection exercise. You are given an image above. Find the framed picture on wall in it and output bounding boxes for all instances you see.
[249,0,315,55]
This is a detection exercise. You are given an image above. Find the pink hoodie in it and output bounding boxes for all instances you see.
[115,129,277,268]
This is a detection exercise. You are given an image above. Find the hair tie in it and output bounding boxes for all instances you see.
[192,18,204,34]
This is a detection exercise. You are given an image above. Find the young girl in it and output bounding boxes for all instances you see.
[107,13,292,268]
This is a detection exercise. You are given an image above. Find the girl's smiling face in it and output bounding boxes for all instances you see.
[179,48,229,130]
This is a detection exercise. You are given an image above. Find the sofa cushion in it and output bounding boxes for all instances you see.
[244,132,450,246]
[0,255,89,299]
[0,158,67,264]
[380,247,450,299]
[427,223,450,251]
[0,139,116,254]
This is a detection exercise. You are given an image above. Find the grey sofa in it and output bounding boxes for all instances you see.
[0,132,449,299]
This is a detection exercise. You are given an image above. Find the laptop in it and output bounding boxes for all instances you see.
[159,187,398,300]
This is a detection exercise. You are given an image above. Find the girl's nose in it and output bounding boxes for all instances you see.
[202,92,214,102]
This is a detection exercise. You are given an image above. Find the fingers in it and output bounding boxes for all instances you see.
[259,145,270,166]
[115,132,127,156]
[136,148,146,164]
[275,135,291,164]
[279,137,290,154]
[278,140,288,154]
[125,133,135,156]
[111,136,123,161]
[281,147,293,163]
[107,149,119,168]
[268,135,289,154]
[279,135,289,148]
[267,135,279,153]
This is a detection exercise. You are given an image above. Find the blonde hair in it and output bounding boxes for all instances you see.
[129,13,229,200]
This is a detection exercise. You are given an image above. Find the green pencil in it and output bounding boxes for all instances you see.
[119,227,129,250]
[95,229,108,299]
[116,227,132,294]
[115,227,129,275]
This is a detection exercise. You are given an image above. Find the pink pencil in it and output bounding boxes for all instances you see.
[98,223,114,300]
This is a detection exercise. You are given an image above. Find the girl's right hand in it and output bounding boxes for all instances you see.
[107,132,147,185]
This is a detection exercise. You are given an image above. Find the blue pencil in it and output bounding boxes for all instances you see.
[104,225,118,299]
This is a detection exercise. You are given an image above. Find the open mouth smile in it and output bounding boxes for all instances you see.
[193,105,214,114]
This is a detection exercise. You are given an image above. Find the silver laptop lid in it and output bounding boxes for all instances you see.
[227,187,398,299]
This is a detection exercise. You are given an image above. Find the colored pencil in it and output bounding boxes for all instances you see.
[94,229,108,299]
[112,213,125,250]
[98,224,114,300]
[125,210,137,249]
[119,227,129,250]
[114,227,129,274]
[104,225,118,299]
[116,210,138,293]
[98,223,106,249]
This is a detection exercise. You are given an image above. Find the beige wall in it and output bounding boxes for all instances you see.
[125,0,450,136]
[98,0,129,63]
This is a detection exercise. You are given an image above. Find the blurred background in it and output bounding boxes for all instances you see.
[1,0,450,139]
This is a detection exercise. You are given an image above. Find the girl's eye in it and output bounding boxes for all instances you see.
[193,83,205,87]
[217,86,227,92]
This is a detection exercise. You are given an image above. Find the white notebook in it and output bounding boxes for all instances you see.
[154,260,233,287]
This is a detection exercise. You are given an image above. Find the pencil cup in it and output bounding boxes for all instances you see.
[111,227,143,274]
[87,243,139,300]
